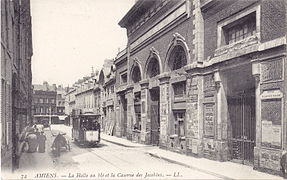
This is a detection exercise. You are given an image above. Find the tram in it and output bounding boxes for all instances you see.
[72,114,101,145]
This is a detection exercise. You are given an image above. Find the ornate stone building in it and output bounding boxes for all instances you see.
[99,59,116,135]
[117,0,287,175]
[1,0,33,172]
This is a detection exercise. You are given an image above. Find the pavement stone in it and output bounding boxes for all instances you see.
[101,132,283,180]
[13,125,283,180]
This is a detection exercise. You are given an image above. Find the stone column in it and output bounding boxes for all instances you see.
[115,94,121,137]
[140,79,150,144]
[185,74,203,156]
[158,73,171,148]
[214,71,229,161]
[125,86,134,141]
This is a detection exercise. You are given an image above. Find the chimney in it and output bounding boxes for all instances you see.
[91,66,95,77]
[43,81,48,91]
[52,84,57,91]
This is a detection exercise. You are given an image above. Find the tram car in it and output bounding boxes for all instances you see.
[72,114,101,145]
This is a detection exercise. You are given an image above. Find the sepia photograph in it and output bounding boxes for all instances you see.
[1,0,287,179]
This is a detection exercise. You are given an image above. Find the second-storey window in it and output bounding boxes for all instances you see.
[223,12,256,45]
[173,81,186,98]
[121,73,127,84]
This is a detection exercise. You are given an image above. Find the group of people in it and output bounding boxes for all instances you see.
[20,124,47,153]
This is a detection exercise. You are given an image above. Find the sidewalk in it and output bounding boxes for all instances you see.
[101,133,148,148]
[102,133,283,180]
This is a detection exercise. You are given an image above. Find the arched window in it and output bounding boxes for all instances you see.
[132,65,141,83]
[168,45,187,71]
[147,57,160,78]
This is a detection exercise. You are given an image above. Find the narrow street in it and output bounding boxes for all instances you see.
[10,125,222,180]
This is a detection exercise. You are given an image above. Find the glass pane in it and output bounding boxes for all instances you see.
[179,122,184,136]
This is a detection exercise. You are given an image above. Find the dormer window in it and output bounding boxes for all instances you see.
[223,12,256,45]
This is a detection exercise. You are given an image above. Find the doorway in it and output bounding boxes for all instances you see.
[222,64,256,165]
[120,96,127,137]
[228,91,255,165]
[150,87,160,145]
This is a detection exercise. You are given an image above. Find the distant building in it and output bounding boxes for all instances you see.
[32,82,57,124]
[56,85,68,123]
[99,59,116,135]
[64,87,77,126]
[114,49,128,138]
[1,0,33,172]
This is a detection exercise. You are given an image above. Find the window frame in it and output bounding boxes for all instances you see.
[217,4,260,48]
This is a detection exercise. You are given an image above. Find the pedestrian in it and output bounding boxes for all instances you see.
[38,131,47,153]
[27,133,37,153]
[35,128,40,151]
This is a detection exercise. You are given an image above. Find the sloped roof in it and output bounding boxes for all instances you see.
[33,84,56,92]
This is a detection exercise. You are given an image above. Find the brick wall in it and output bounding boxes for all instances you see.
[261,0,286,43]
[203,0,258,60]
[129,17,195,78]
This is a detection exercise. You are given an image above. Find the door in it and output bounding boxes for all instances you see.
[228,91,255,165]
[150,88,160,146]
[122,97,127,137]
[151,102,159,145]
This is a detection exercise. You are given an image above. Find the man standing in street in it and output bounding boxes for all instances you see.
[38,131,47,153]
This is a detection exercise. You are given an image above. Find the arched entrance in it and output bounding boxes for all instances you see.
[145,56,161,145]
[166,43,188,151]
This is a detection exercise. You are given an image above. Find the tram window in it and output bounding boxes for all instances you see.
[80,118,99,130]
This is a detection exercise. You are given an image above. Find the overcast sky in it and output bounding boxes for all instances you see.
[31,0,134,87]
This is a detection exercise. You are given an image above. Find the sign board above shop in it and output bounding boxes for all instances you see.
[260,90,283,100]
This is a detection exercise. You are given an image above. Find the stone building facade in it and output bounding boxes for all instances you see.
[56,85,66,115]
[1,0,33,172]
[32,82,57,124]
[117,0,287,175]
[114,49,128,138]
[99,59,116,135]
[64,87,77,126]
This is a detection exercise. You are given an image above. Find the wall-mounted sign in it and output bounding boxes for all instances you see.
[204,103,215,137]
[261,99,282,148]
[204,74,215,92]
[261,58,283,83]
[261,90,283,100]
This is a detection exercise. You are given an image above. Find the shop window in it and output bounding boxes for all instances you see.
[223,12,256,45]
[121,73,127,84]
[134,92,141,131]
[134,105,141,131]
[174,111,185,137]
[173,81,186,98]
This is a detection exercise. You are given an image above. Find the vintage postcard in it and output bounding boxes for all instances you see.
[1,0,286,179]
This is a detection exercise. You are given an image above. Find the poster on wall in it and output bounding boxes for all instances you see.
[204,103,215,137]
[261,99,282,148]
